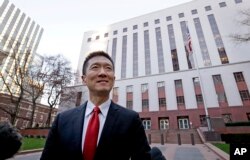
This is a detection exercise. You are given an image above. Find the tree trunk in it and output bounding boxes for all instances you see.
[46,106,53,127]
[10,113,16,125]
[29,101,37,128]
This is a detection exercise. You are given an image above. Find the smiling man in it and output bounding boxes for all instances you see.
[40,51,151,160]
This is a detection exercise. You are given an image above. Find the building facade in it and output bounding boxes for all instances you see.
[64,0,250,131]
[0,0,54,128]
[0,93,57,129]
[0,0,44,92]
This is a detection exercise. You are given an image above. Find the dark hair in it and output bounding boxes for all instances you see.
[0,122,22,160]
[82,51,114,75]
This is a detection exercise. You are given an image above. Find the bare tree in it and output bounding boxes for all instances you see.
[230,9,250,43]
[43,54,74,127]
[0,46,31,125]
[23,54,47,127]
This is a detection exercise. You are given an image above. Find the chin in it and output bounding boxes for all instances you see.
[96,88,111,93]
[95,90,110,96]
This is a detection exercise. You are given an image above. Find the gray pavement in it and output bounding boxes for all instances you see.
[151,143,229,160]
[9,143,229,160]
[8,152,41,160]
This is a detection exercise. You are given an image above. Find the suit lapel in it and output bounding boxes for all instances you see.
[97,101,119,148]
[72,102,87,156]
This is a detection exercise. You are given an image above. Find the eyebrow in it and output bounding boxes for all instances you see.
[88,62,113,69]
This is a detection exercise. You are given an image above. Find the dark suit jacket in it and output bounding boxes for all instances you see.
[40,101,151,160]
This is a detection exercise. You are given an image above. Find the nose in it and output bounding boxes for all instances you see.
[98,67,107,77]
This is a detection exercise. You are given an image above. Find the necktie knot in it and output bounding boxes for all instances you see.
[93,106,100,114]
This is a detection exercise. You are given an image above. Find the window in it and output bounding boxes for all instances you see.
[234,72,245,82]
[113,30,118,35]
[144,30,151,75]
[123,27,127,32]
[96,35,100,40]
[155,27,165,73]
[40,114,44,121]
[142,119,151,130]
[178,13,184,18]
[76,92,82,106]
[113,87,118,97]
[121,35,127,78]
[159,118,169,130]
[199,115,207,126]
[247,113,250,121]
[141,83,148,92]
[133,25,138,30]
[166,16,172,21]
[112,87,118,103]
[239,90,250,101]
[26,112,31,118]
[104,33,108,37]
[155,19,160,24]
[219,2,227,8]
[126,101,133,109]
[222,114,232,123]
[213,75,222,84]
[193,17,212,66]
[217,92,227,102]
[168,24,179,71]
[133,33,138,77]
[159,98,166,106]
[175,79,182,88]
[205,6,212,11]
[177,96,185,105]
[196,94,203,104]
[191,9,197,15]
[87,37,91,42]
[157,81,165,88]
[126,85,133,109]
[142,99,149,108]
[143,22,148,27]
[180,21,195,69]
[126,85,133,93]
[207,14,229,64]
[111,38,117,65]
[234,0,242,4]
[193,77,200,86]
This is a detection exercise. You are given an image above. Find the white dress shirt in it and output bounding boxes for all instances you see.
[81,99,111,151]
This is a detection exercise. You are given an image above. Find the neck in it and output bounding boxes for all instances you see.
[89,94,109,106]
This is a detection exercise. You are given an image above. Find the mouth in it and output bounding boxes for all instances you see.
[97,80,108,83]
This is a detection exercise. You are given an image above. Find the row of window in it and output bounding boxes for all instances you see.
[87,0,243,41]
[141,111,250,130]
[113,72,250,109]
[110,13,229,79]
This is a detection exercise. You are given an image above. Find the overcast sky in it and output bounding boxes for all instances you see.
[9,0,191,70]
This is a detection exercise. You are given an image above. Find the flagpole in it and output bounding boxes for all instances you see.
[192,45,212,131]
[185,21,212,131]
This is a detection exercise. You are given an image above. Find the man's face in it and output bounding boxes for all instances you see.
[82,56,115,96]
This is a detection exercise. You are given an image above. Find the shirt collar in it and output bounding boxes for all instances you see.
[85,99,111,117]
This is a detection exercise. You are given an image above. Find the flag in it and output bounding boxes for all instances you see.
[185,23,192,55]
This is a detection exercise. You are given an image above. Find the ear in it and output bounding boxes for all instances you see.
[81,75,86,84]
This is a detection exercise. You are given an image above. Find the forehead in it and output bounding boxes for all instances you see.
[87,56,113,66]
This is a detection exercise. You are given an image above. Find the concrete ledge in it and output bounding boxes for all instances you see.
[17,148,43,155]
[205,143,229,160]
[197,128,206,143]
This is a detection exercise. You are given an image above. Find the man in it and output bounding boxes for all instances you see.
[40,51,151,160]
[0,121,22,160]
